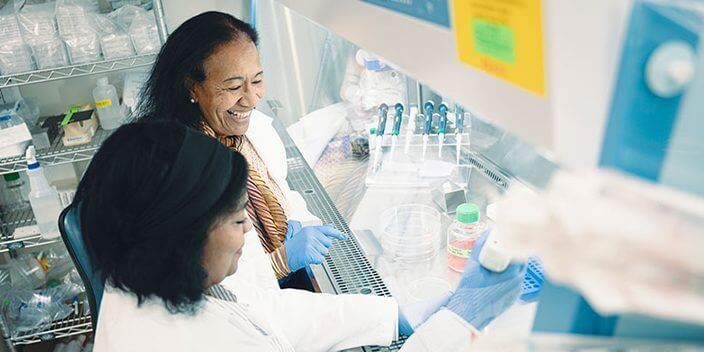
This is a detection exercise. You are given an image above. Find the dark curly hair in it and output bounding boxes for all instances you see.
[72,121,248,313]
[137,11,259,127]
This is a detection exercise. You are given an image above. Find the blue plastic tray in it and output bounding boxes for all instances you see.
[520,257,545,302]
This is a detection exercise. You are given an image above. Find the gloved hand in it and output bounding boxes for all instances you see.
[284,225,347,272]
[285,220,302,241]
[445,230,526,330]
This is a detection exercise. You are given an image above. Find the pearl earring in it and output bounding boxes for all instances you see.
[190,98,197,104]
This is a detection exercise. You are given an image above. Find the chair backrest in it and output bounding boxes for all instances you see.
[59,205,103,332]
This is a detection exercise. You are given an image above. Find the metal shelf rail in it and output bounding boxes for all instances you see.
[0,54,156,89]
[3,301,92,348]
[0,208,52,253]
[0,129,111,176]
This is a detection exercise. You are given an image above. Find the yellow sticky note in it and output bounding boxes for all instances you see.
[452,0,546,96]
[95,99,112,108]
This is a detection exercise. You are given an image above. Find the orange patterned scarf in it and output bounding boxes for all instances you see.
[198,123,289,253]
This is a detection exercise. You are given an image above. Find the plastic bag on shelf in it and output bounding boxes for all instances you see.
[129,9,159,54]
[67,268,83,286]
[2,288,75,335]
[63,32,101,64]
[92,13,135,60]
[109,5,159,55]
[44,278,83,303]
[18,2,70,70]
[40,245,76,282]
[108,0,151,11]
[0,255,47,291]
[0,14,35,74]
[107,4,141,28]
[31,38,70,69]
[56,0,102,64]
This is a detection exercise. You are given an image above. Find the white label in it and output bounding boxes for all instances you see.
[0,124,32,147]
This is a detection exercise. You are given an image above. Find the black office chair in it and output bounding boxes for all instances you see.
[58,205,103,332]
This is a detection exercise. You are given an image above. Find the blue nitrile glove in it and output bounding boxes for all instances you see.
[445,230,526,330]
[284,225,347,272]
[285,220,302,241]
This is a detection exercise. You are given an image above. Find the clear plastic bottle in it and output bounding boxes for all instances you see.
[26,146,63,240]
[92,77,124,130]
[2,172,30,211]
[447,203,485,272]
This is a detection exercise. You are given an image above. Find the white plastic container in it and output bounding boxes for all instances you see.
[26,146,63,240]
[93,77,124,130]
[447,203,486,272]
[0,113,32,159]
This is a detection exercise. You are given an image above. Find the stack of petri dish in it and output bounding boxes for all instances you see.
[380,204,441,265]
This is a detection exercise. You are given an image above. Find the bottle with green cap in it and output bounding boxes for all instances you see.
[2,172,30,211]
[447,202,486,272]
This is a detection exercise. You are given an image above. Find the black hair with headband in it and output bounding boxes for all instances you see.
[72,121,249,313]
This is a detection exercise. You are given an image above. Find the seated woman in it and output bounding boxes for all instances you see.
[74,121,525,351]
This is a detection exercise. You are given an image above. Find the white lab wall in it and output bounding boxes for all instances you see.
[161,0,247,32]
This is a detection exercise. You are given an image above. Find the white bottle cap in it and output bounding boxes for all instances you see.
[97,77,109,86]
[479,228,512,272]
[26,145,39,169]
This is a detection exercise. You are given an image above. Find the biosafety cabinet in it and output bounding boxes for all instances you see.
[260,0,704,350]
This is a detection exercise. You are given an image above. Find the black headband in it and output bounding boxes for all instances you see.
[138,127,234,235]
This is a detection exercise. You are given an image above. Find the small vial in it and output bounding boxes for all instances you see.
[447,203,485,272]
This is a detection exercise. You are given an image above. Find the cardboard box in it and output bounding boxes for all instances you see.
[42,105,98,147]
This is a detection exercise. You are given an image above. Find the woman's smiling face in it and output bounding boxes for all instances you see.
[190,39,265,136]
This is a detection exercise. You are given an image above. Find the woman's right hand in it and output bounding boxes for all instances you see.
[445,231,526,330]
[284,224,347,272]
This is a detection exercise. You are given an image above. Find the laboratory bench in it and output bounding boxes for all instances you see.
[282,136,538,351]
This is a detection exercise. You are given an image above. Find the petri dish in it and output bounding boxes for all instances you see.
[408,277,451,301]
[380,204,442,264]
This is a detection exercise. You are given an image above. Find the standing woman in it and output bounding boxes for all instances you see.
[138,12,337,280]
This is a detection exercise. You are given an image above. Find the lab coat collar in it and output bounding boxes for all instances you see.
[244,109,287,183]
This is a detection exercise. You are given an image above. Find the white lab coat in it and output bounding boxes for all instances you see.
[93,111,478,351]
[94,279,398,351]
[94,268,477,352]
